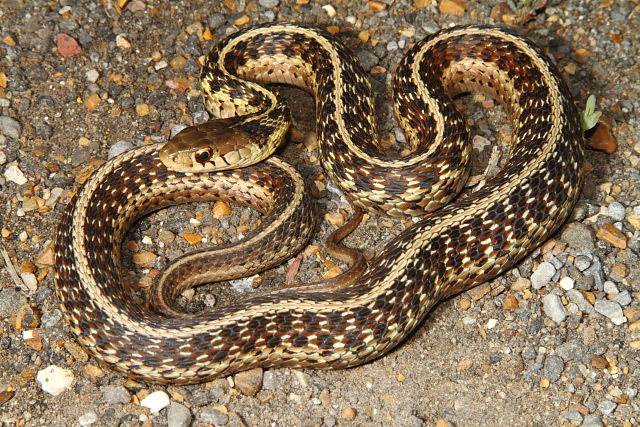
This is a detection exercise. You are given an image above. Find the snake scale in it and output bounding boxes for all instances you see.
[54,23,584,383]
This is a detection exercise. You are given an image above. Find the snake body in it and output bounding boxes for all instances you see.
[54,24,584,383]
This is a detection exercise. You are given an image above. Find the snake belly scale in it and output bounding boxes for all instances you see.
[54,24,584,383]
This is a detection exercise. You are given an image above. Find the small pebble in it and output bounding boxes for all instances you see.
[116,34,132,48]
[140,391,170,414]
[531,262,556,289]
[607,202,626,221]
[561,223,595,251]
[555,341,588,362]
[603,281,618,295]
[597,399,616,415]
[543,293,566,323]
[56,33,82,57]
[322,4,336,17]
[108,140,134,159]
[101,385,131,404]
[85,69,100,83]
[199,407,228,425]
[559,277,574,290]
[543,355,564,382]
[562,410,583,421]
[171,124,188,138]
[341,407,356,420]
[234,367,263,396]
[0,116,21,139]
[612,290,631,306]
[4,164,28,185]
[78,412,97,426]
[167,402,192,427]
[594,300,626,325]
[574,255,592,271]
[37,365,74,396]
[581,414,603,427]
[258,0,279,7]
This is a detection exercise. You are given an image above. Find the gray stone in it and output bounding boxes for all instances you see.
[0,116,21,139]
[562,410,583,421]
[170,124,188,138]
[193,110,210,125]
[565,290,595,314]
[407,415,424,427]
[522,347,537,360]
[581,414,603,427]
[0,288,27,318]
[199,407,228,425]
[531,262,556,289]
[167,402,192,427]
[555,341,588,362]
[597,399,617,415]
[101,385,131,404]
[108,140,134,159]
[574,255,592,271]
[608,202,626,221]
[603,281,619,295]
[71,148,91,167]
[613,290,632,306]
[262,371,278,390]
[78,412,97,426]
[594,300,626,324]
[356,50,379,71]
[41,309,63,328]
[543,293,566,323]
[208,13,226,29]
[561,223,595,251]
[543,355,564,381]
[258,0,279,7]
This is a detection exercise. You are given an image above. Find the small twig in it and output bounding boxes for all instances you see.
[0,244,30,293]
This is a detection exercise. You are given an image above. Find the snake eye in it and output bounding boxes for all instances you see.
[194,147,213,165]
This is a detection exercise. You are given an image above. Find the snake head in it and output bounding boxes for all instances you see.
[159,118,260,172]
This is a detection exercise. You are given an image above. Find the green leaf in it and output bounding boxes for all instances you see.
[581,95,602,131]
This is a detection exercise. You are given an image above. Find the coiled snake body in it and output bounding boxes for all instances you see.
[54,24,584,383]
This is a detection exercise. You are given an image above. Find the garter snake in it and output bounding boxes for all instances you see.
[54,24,584,383]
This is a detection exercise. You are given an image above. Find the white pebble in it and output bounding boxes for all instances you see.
[4,164,28,185]
[37,365,74,396]
[543,293,566,323]
[140,391,170,414]
[85,69,100,83]
[322,4,336,17]
[603,281,619,295]
[531,262,556,289]
[486,318,498,329]
[78,412,98,426]
[559,277,574,290]
[19,272,38,292]
[116,34,132,49]
[154,60,168,70]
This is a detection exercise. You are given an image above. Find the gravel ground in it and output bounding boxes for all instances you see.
[1,0,639,426]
